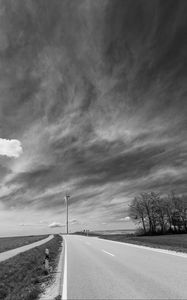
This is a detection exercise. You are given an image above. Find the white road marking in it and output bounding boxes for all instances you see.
[100,238,187,258]
[62,236,67,300]
[102,249,115,257]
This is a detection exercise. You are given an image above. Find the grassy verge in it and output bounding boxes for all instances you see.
[0,235,48,253]
[0,234,62,300]
[99,233,187,253]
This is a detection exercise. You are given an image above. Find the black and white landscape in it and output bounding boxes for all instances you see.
[0,1,187,299]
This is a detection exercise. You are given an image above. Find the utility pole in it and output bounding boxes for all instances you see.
[65,194,70,234]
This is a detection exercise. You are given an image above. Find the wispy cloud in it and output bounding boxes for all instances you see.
[19,222,44,227]
[0,0,186,233]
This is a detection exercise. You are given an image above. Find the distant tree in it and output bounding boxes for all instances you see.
[140,192,155,234]
[180,195,187,232]
[151,193,165,233]
[170,192,187,232]
[129,197,147,234]
[162,195,174,232]
[129,191,187,235]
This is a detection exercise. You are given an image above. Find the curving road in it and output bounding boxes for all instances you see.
[62,235,187,299]
[0,235,54,262]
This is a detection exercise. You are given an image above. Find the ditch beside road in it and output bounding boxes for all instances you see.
[0,234,62,300]
[39,234,64,300]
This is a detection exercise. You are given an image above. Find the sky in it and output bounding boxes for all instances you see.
[0,0,186,236]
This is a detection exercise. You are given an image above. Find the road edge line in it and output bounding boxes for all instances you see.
[62,235,67,300]
[98,237,187,258]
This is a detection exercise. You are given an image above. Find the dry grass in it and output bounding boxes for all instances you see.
[0,234,62,300]
[0,235,48,253]
[99,233,187,253]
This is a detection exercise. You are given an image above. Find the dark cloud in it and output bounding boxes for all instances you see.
[0,164,10,180]
[0,0,186,226]
[9,165,63,191]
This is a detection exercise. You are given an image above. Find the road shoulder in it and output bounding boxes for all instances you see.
[39,235,64,300]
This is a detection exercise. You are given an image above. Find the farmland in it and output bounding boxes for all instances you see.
[0,235,48,253]
[99,233,187,253]
[0,234,62,300]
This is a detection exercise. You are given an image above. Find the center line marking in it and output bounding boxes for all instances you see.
[102,249,115,257]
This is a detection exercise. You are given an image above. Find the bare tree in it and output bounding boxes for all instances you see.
[170,192,187,232]
[129,191,187,235]
[140,193,155,234]
[162,195,174,232]
[129,197,147,234]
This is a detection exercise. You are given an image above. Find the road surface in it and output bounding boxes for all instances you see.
[0,235,54,262]
[63,235,187,299]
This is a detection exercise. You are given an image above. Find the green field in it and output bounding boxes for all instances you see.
[99,233,187,253]
[0,235,48,253]
[0,234,62,300]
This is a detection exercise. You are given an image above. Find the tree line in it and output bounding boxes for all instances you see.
[129,192,187,235]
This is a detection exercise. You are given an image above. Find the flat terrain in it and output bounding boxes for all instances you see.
[99,233,187,253]
[93,229,136,235]
[64,235,187,299]
[0,235,62,300]
[0,235,53,262]
[0,235,48,253]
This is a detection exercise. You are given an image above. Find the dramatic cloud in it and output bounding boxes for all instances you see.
[0,0,186,234]
[0,139,22,158]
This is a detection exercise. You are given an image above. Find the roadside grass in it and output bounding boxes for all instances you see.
[99,233,187,253]
[0,235,48,253]
[0,234,62,300]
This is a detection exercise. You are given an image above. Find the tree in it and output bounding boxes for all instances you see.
[129,197,147,234]
[170,192,187,232]
[128,191,187,235]
[162,195,174,232]
[140,192,155,234]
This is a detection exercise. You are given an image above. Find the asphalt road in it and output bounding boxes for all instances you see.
[63,235,187,299]
[0,234,54,262]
